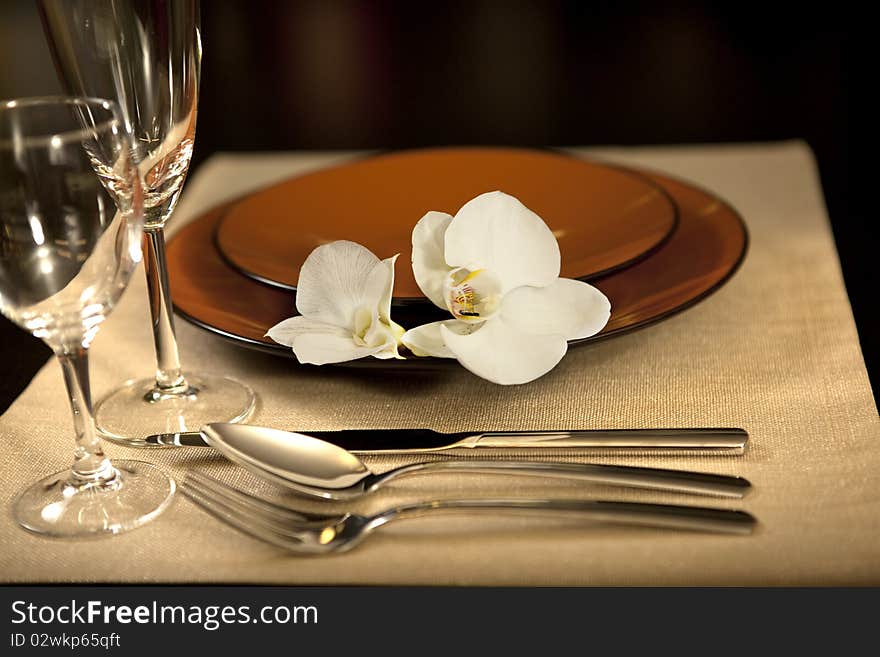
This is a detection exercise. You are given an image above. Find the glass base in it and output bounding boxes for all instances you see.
[94,372,256,447]
[13,460,175,537]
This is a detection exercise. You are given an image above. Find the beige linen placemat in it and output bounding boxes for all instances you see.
[1,142,877,585]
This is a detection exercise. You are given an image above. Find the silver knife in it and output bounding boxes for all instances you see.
[144,427,749,455]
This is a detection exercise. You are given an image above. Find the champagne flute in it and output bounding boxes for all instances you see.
[0,96,174,536]
[39,0,256,446]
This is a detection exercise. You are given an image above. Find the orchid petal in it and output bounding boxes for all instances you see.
[444,191,560,295]
[292,333,388,365]
[265,315,344,346]
[351,253,404,358]
[295,240,383,330]
[266,316,380,365]
[411,211,453,308]
[401,319,475,358]
[371,254,399,325]
[441,318,567,385]
[501,278,611,340]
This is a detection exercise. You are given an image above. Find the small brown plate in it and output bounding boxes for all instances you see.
[166,166,747,364]
[214,147,679,300]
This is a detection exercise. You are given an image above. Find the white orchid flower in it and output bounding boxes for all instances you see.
[267,240,405,364]
[402,191,611,384]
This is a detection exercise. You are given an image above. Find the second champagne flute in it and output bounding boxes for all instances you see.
[39,0,256,445]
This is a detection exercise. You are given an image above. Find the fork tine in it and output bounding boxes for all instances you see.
[183,475,319,537]
[186,470,317,522]
[183,473,341,543]
[180,480,307,551]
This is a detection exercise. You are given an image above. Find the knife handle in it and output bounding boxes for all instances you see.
[466,428,748,454]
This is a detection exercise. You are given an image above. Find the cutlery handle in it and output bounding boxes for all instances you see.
[379,499,757,535]
[372,460,750,498]
[144,427,749,454]
[469,428,748,454]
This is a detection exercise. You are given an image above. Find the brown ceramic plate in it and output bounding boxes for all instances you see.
[214,148,678,301]
[167,167,747,364]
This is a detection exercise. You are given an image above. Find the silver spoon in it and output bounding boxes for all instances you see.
[197,423,751,501]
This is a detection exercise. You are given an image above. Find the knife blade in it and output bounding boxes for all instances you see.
[144,427,748,455]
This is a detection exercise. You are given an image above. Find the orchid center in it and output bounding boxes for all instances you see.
[352,305,403,349]
[352,306,385,347]
[443,267,503,322]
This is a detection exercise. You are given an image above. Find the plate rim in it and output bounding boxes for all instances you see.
[210,146,682,303]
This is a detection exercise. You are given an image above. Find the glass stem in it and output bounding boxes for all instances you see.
[57,346,115,484]
[143,227,187,391]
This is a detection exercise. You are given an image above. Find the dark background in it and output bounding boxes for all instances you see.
[0,1,871,409]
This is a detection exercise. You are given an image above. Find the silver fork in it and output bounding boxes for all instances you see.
[181,471,757,555]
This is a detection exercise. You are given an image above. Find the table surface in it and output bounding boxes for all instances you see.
[1,142,878,585]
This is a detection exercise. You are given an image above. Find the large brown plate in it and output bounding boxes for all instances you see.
[214,148,678,300]
[167,167,747,364]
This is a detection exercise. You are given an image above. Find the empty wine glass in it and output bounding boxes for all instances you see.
[0,96,174,536]
[39,0,256,446]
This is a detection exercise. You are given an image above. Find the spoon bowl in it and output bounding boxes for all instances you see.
[202,423,368,490]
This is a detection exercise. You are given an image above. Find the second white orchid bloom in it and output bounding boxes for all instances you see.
[267,240,405,364]
[402,191,611,384]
